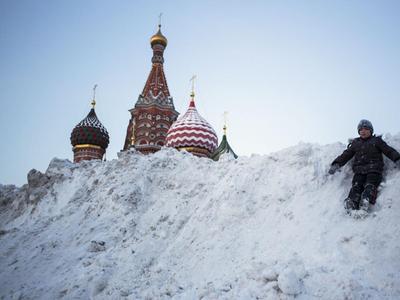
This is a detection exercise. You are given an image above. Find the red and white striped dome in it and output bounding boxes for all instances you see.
[166,97,218,157]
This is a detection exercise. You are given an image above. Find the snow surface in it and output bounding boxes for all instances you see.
[1,134,400,299]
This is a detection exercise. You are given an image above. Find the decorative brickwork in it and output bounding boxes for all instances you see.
[73,145,105,163]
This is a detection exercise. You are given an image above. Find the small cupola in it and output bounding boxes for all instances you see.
[70,85,109,162]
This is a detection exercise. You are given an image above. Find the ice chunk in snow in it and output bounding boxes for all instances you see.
[277,268,303,295]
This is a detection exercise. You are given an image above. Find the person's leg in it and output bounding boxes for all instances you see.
[345,174,366,210]
[360,173,382,210]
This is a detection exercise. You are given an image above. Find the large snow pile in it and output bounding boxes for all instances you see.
[1,134,400,299]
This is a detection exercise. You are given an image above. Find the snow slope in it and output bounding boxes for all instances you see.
[1,134,400,299]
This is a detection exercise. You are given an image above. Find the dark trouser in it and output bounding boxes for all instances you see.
[346,173,382,209]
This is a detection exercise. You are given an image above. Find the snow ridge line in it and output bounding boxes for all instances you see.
[0,134,400,299]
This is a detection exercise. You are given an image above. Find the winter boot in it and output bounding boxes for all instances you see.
[344,193,360,213]
[361,183,378,206]
[358,184,378,216]
[359,198,370,213]
[351,197,370,219]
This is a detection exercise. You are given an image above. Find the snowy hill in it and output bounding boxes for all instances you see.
[1,134,400,299]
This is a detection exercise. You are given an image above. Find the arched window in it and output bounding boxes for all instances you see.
[156,122,169,129]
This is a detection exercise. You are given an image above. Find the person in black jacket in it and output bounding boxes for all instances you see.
[329,119,400,213]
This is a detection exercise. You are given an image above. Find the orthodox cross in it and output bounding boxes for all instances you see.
[190,75,197,97]
[158,13,163,28]
[91,84,98,108]
[223,111,228,135]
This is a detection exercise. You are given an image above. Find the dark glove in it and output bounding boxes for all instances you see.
[328,164,340,175]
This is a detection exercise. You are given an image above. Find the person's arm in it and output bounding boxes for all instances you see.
[328,142,356,174]
[332,143,356,167]
[377,138,400,162]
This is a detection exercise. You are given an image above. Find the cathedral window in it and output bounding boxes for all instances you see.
[156,123,169,129]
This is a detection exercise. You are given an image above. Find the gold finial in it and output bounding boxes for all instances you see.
[190,75,197,98]
[158,13,163,28]
[91,84,98,108]
[150,14,167,47]
[223,111,228,135]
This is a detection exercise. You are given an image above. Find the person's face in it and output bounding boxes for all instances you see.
[359,127,372,139]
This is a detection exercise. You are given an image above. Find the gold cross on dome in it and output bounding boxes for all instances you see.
[223,111,228,135]
[158,13,163,27]
[190,75,197,97]
[91,84,98,108]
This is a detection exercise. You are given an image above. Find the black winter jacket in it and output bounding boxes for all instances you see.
[332,136,400,174]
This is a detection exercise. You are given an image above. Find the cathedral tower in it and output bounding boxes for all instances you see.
[123,24,179,153]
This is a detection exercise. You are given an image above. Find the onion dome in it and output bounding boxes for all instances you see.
[166,92,218,158]
[211,125,238,161]
[150,25,168,47]
[70,106,109,150]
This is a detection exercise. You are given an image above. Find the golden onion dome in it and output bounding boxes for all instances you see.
[150,25,168,47]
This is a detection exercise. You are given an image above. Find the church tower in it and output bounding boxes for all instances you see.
[123,24,179,153]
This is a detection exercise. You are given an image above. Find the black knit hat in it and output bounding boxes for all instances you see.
[357,119,374,134]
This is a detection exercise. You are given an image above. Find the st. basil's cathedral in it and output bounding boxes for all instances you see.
[70,24,237,163]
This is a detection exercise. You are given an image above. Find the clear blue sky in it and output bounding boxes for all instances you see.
[1,0,400,186]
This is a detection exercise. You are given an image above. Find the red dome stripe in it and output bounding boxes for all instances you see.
[166,129,218,139]
[166,98,218,154]
[167,140,217,152]
[166,133,218,144]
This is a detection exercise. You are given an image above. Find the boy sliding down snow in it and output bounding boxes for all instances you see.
[329,119,400,213]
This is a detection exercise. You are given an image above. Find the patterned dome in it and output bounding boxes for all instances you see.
[166,97,218,155]
[71,108,109,149]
